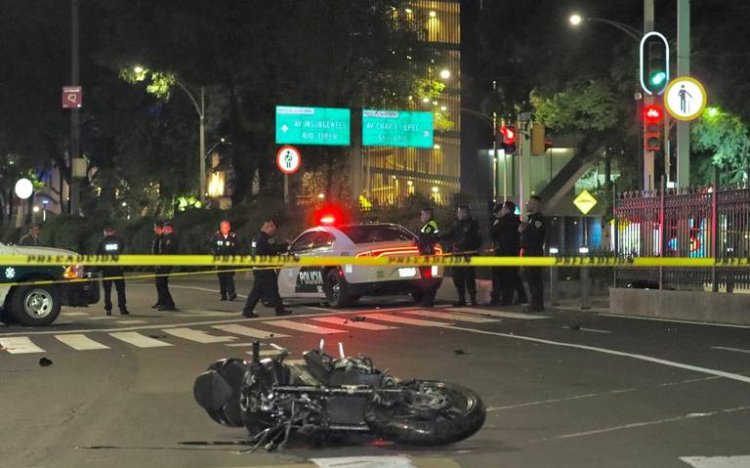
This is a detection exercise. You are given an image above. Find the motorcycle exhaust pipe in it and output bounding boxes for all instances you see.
[252,340,260,364]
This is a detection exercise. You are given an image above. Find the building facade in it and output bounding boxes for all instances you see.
[362,0,461,206]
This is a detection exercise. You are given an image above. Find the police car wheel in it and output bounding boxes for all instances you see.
[410,291,424,303]
[324,269,351,308]
[10,284,62,326]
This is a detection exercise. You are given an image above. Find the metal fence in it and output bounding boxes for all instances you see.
[614,183,750,292]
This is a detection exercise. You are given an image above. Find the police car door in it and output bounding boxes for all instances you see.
[278,232,316,297]
[295,231,334,296]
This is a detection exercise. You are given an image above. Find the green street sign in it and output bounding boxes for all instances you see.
[275,106,350,146]
[362,110,434,148]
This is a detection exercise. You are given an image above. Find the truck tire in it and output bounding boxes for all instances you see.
[365,380,486,446]
[10,284,61,326]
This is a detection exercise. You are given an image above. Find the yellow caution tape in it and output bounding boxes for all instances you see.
[0,254,748,267]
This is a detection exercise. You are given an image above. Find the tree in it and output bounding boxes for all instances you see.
[692,108,750,186]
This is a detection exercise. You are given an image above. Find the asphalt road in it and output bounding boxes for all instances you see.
[1,272,750,468]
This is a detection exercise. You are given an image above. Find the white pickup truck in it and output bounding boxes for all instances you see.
[0,242,99,326]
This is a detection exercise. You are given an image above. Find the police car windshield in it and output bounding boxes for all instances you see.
[338,225,415,244]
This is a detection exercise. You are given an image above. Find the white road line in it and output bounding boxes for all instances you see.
[451,307,549,320]
[163,327,237,344]
[116,320,147,325]
[445,325,750,385]
[542,405,750,441]
[55,334,110,351]
[488,388,637,412]
[64,311,89,317]
[401,309,498,324]
[177,309,237,317]
[712,346,750,355]
[109,332,173,348]
[680,455,750,468]
[563,326,612,334]
[212,324,289,339]
[311,456,417,468]
[264,320,348,335]
[311,316,397,331]
[598,312,750,329]
[364,313,452,327]
[0,337,45,354]
[88,316,117,321]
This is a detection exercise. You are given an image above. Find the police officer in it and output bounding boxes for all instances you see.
[156,221,178,311]
[519,195,546,312]
[210,220,238,301]
[417,207,440,307]
[151,221,164,309]
[441,205,482,306]
[96,226,128,316]
[19,223,43,246]
[488,201,527,306]
[242,219,292,318]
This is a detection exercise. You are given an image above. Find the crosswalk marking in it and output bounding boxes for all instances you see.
[265,320,348,335]
[245,349,288,358]
[109,332,173,348]
[401,309,498,324]
[311,316,397,331]
[117,320,147,325]
[0,337,45,354]
[212,324,289,339]
[64,311,89,317]
[164,327,237,344]
[55,334,110,350]
[451,307,549,320]
[363,313,452,327]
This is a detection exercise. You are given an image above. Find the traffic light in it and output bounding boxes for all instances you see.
[642,104,664,151]
[640,32,670,95]
[499,124,516,154]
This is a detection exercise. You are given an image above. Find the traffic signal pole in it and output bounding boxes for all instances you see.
[642,0,655,191]
[676,0,691,188]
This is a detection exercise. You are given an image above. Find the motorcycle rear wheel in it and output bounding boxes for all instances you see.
[364,380,485,446]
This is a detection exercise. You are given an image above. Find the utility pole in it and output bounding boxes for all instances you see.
[69,0,81,214]
[199,87,206,204]
[517,112,532,218]
[676,0,691,188]
[642,0,655,191]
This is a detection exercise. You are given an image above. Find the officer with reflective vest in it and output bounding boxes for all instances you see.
[96,226,128,316]
[417,207,440,307]
[209,220,238,301]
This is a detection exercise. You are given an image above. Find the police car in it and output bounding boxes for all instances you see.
[278,223,443,307]
[0,242,99,326]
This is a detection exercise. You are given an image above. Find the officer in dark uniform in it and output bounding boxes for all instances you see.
[441,205,482,306]
[151,221,164,309]
[488,201,527,306]
[96,226,128,316]
[242,219,291,318]
[519,195,547,312]
[156,221,178,311]
[416,207,440,307]
[210,220,238,301]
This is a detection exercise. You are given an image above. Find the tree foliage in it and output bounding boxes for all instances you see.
[692,108,750,185]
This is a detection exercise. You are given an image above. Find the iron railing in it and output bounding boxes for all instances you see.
[614,182,750,292]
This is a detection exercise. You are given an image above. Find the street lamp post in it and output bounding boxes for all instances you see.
[568,14,642,42]
[170,81,207,205]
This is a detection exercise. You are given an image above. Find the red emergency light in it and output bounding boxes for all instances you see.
[313,204,348,227]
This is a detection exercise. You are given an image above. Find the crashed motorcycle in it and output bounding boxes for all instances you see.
[193,340,485,451]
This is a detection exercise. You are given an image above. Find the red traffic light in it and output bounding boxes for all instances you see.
[500,124,516,145]
[643,104,664,124]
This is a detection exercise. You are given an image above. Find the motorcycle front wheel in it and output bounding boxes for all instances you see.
[364,380,485,446]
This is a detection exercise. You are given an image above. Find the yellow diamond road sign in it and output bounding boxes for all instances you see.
[573,190,598,215]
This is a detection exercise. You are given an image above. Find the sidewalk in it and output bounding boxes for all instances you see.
[435,277,610,312]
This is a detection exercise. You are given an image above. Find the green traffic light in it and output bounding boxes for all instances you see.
[649,71,667,87]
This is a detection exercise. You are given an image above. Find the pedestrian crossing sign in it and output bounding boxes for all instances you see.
[573,190,598,215]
